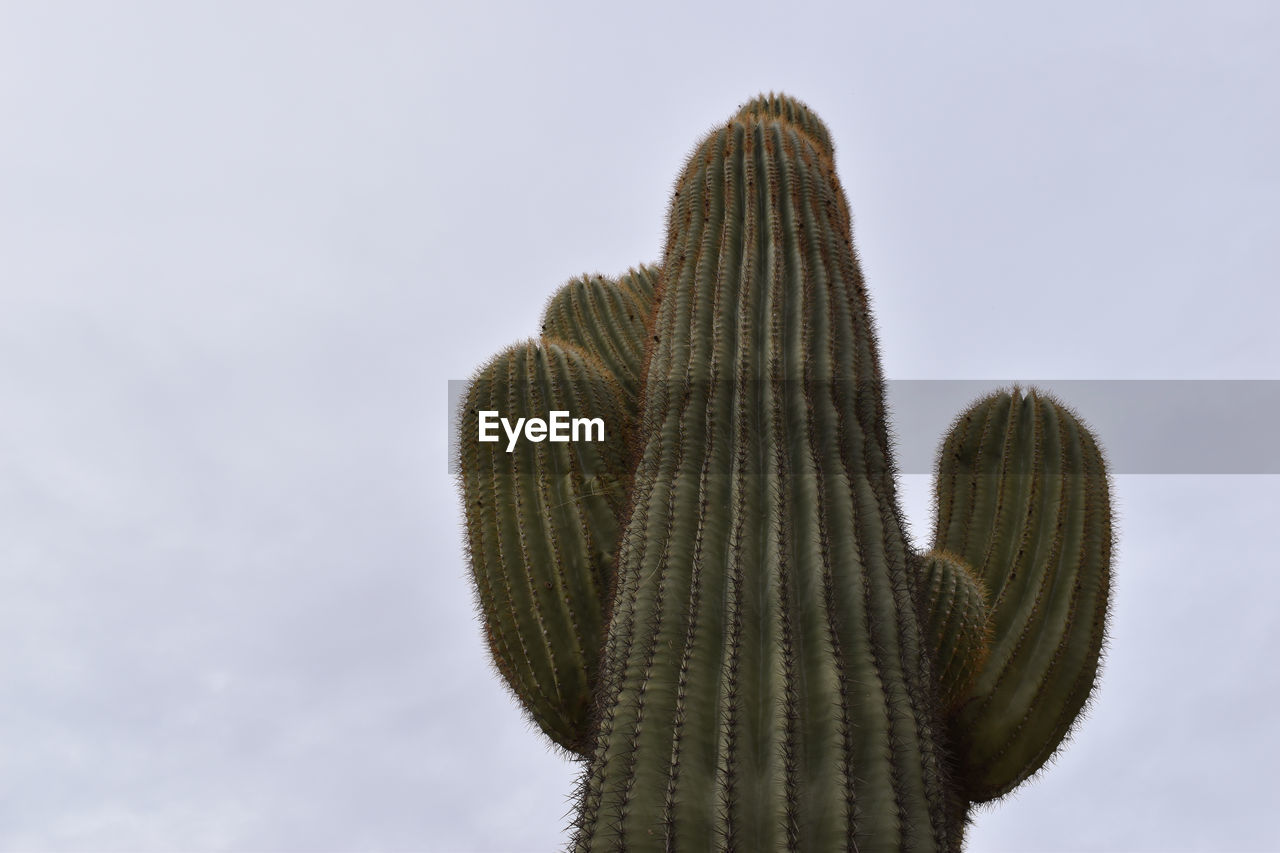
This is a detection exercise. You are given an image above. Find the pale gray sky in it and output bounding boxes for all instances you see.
[2,2,1278,851]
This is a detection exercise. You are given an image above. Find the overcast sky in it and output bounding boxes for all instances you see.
[2,2,1278,851]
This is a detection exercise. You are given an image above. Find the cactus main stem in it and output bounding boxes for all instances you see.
[573,117,952,850]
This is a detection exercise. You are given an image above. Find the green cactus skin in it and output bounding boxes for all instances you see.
[459,340,632,754]
[931,388,1112,803]
[572,115,952,851]
[455,95,1114,851]
[915,551,992,713]
[542,272,655,406]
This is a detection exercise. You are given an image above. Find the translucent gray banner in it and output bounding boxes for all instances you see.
[448,380,1280,475]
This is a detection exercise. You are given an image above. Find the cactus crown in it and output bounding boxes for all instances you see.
[737,91,836,159]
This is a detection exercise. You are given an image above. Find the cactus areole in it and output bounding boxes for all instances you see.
[457,95,1113,851]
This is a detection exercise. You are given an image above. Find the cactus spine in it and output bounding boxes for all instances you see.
[455,95,1113,851]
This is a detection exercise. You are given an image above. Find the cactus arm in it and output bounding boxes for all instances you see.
[617,264,660,312]
[457,340,631,754]
[931,388,1112,802]
[914,550,992,714]
[542,273,654,405]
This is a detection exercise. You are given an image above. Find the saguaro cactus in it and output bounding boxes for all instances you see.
[456,95,1113,851]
